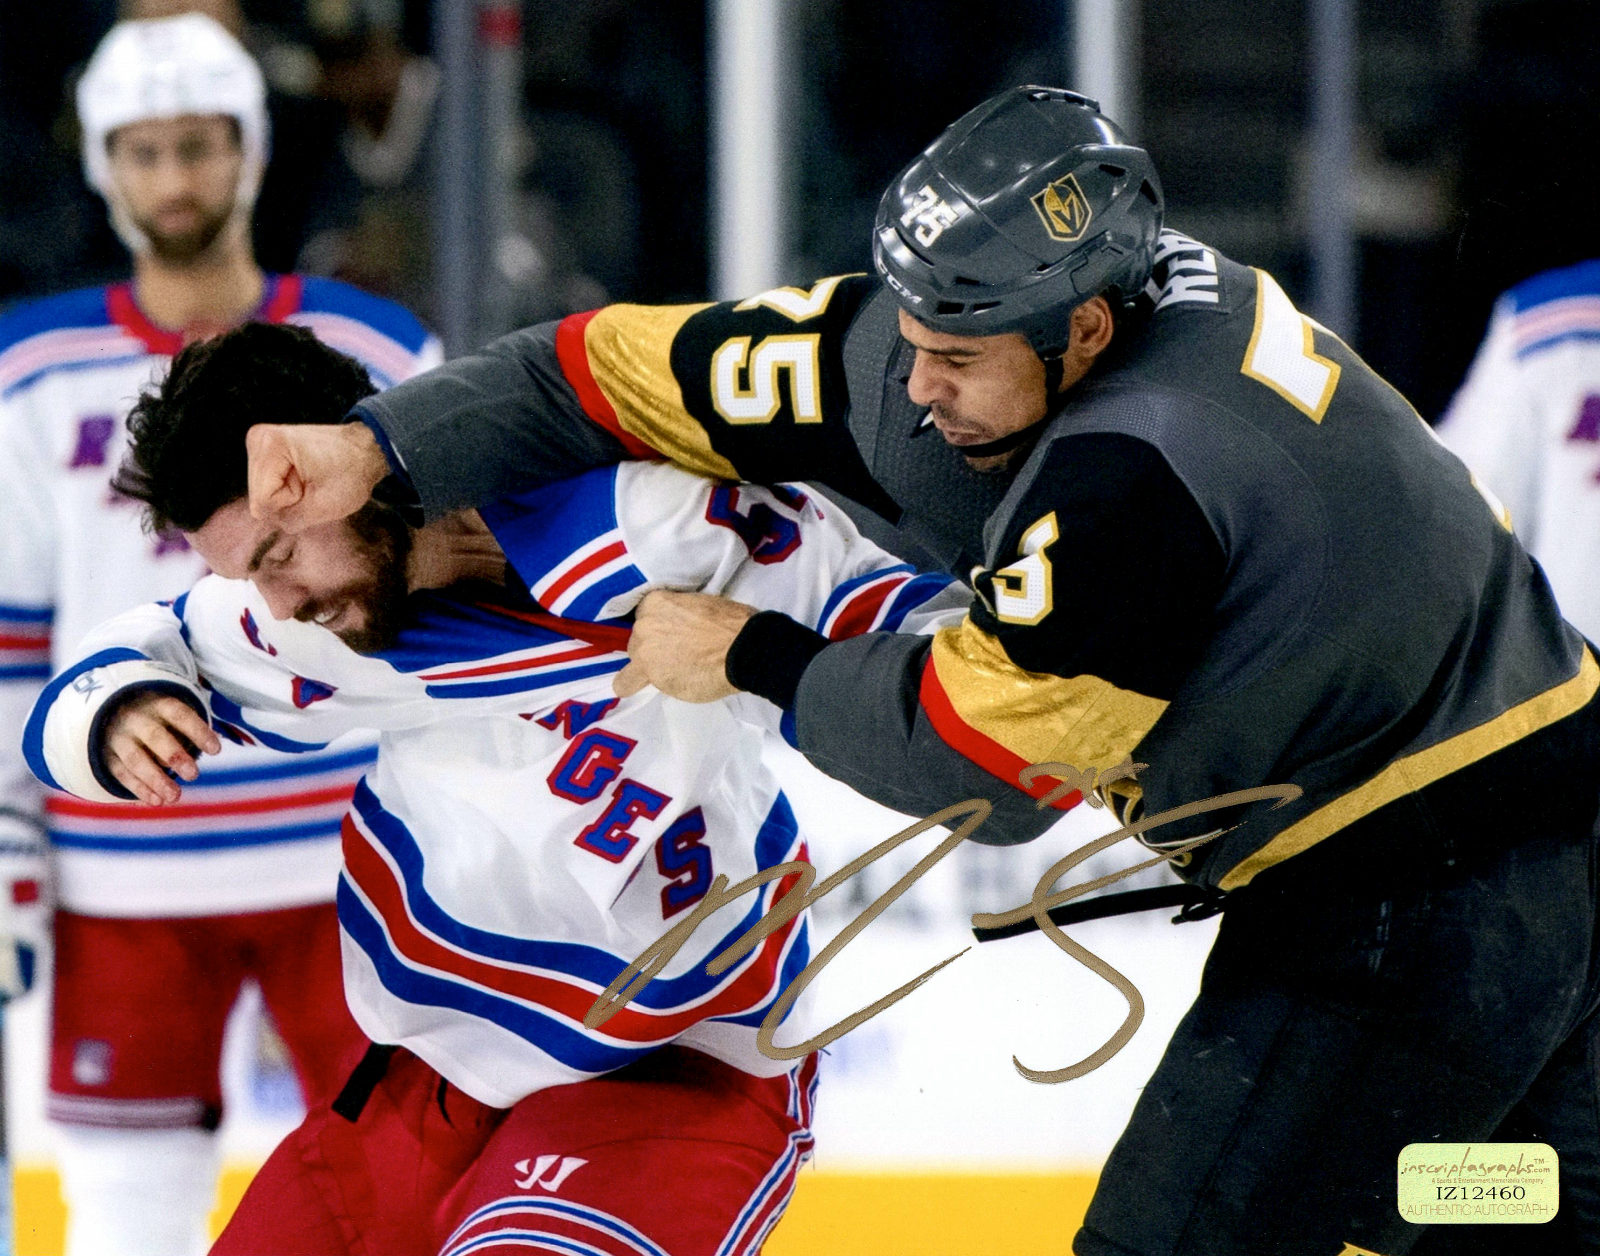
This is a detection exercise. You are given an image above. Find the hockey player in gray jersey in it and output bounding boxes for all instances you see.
[239,89,1600,1255]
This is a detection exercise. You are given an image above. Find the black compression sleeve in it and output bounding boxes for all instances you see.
[724,612,830,710]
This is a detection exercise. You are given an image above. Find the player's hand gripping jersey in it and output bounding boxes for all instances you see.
[27,463,966,1105]
[353,234,1594,888]
[0,278,442,917]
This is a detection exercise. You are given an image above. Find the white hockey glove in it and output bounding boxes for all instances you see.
[0,811,50,999]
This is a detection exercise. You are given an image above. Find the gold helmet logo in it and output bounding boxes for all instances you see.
[1030,173,1092,242]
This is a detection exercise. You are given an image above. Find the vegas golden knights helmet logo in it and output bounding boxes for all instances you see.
[1030,173,1092,242]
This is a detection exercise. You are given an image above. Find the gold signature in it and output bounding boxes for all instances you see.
[584,764,1302,1084]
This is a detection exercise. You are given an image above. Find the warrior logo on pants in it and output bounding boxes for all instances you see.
[513,1155,587,1192]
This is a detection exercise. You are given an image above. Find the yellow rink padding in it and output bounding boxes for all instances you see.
[13,1163,1100,1255]
[765,1170,1099,1256]
[14,1163,255,1255]
[12,1168,63,1256]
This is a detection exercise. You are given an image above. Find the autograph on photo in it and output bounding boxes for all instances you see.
[586,760,1302,1085]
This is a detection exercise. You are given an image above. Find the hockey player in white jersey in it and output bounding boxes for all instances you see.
[0,15,440,1253]
[26,321,966,1254]
[1437,258,1600,637]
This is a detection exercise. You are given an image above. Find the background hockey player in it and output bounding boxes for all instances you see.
[26,321,966,1254]
[0,15,439,1254]
[242,88,1600,1254]
[1435,257,1600,639]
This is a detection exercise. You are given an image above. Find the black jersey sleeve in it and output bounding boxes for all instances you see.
[354,275,897,523]
[730,432,1227,838]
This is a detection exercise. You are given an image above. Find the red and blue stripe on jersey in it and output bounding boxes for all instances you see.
[1510,259,1600,361]
[287,277,438,388]
[815,565,954,640]
[18,636,375,853]
[374,593,631,699]
[0,275,437,398]
[0,286,157,398]
[480,469,649,623]
[44,744,376,853]
[337,780,811,1077]
[0,603,51,680]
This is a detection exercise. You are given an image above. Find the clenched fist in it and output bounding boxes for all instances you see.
[246,421,389,532]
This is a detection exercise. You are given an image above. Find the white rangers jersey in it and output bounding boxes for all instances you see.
[28,462,966,1106]
[1437,259,1600,638]
[0,276,442,916]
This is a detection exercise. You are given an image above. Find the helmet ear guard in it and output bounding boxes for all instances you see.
[874,86,1163,360]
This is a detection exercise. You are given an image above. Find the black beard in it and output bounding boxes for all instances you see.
[294,502,414,654]
[135,204,233,265]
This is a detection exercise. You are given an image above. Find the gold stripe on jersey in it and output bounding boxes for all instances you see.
[929,620,1168,775]
[1219,645,1600,890]
[583,303,737,479]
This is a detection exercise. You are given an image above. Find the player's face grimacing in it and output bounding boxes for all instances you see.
[897,298,1116,467]
[189,497,412,653]
[899,309,1052,449]
[106,114,242,264]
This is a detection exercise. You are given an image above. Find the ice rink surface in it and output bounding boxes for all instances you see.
[3,735,1221,1246]
[766,738,1220,1171]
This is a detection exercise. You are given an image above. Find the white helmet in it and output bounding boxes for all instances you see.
[76,13,269,255]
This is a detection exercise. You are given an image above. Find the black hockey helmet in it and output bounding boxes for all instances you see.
[873,86,1163,359]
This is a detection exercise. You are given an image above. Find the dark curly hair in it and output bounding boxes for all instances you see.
[113,322,377,534]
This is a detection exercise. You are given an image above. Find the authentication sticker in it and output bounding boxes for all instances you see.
[1397,1143,1558,1224]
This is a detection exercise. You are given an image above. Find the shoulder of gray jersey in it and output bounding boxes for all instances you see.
[983,240,1333,668]
[840,285,904,471]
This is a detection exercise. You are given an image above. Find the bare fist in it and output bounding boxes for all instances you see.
[613,591,757,703]
[100,691,222,806]
[247,422,389,533]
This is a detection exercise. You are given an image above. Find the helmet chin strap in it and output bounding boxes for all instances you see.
[952,424,1044,459]
[1042,349,1066,398]
[949,350,1069,459]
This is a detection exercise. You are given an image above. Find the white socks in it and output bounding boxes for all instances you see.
[57,1124,219,1256]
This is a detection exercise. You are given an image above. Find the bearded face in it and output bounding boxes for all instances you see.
[105,114,243,265]
[190,498,416,656]
[133,196,234,265]
[290,501,415,655]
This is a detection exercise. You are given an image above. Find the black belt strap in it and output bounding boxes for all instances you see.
[971,884,1227,943]
[331,1043,399,1123]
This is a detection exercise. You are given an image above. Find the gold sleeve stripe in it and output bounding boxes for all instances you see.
[1219,645,1600,890]
[920,619,1168,807]
[554,310,657,457]
[579,302,738,480]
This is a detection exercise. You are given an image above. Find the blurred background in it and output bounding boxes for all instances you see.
[1,0,1596,1251]
[3,0,1596,412]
